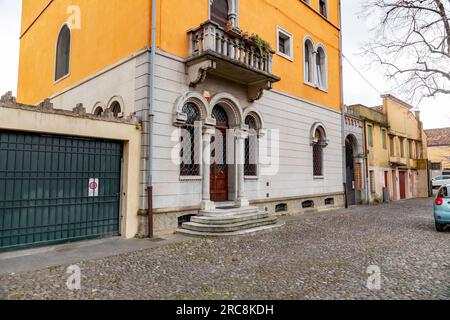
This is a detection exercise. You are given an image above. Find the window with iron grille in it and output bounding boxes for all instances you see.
[180,103,200,176]
[313,128,325,177]
[431,163,442,170]
[245,116,258,176]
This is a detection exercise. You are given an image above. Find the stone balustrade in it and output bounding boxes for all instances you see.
[188,21,274,75]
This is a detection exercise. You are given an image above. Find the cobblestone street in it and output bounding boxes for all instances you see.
[1,198,449,300]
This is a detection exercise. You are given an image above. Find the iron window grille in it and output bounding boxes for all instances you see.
[313,128,326,177]
[245,116,258,176]
[180,103,200,176]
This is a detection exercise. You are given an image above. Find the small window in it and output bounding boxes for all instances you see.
[400,138,405,157]
[367,125,373,148]
[315,46,327,90]
[304,39,314,84]
[178,214,195,227]
[431,163,442,171]
[275,203,288,213]
[381,129,387,149]
[390,136,395,156]
[110,101,122,118]
[277,27,293,60]
[93,106,104,116]
[55,24,71,81]
[302,200,314,209]
[325,198,334,205]
[319,0,328,18]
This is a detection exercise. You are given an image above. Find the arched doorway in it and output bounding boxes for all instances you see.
[211,105,229,202]
[345,135,357,205]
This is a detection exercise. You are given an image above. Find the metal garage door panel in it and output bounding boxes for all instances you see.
[0,131,122,251]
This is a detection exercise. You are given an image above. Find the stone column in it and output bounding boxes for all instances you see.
[201,126,216,211]
[235,129,249,208]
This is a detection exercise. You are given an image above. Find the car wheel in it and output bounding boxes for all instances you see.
[435,223,445,232]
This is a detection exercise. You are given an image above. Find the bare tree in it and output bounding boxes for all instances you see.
[364,0,450,102]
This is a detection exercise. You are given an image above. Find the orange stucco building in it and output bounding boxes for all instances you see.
[17,0,345,237]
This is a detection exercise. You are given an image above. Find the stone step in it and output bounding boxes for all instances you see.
[191,211,270,225]
[181,216,278,233]
[200,206,259,217]
[177,221,285,238]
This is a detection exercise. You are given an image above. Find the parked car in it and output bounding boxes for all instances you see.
[432,175,450,189]
[434,185,450,232]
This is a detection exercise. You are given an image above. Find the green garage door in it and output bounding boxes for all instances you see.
[0,131,122,251]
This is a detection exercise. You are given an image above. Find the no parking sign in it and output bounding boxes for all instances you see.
[88,178,99,197]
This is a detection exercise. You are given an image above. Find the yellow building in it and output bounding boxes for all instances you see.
[424,128,450,177]
[349,95,429,203]
[15,0,345,239]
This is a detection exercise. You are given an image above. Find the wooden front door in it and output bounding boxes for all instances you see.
[210,105,229,202]
[399,171,406,199]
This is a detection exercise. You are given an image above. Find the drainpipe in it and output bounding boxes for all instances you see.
[338,0,347,208]
[146,0,157,238]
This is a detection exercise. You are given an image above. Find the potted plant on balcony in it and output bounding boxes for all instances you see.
[226,20,242,38]
[249,34,272,55]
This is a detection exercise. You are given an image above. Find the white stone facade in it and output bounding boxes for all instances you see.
[48,49,345,235]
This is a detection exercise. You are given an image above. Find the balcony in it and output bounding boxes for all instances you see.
[390,156,408,166]
[187,21,280,101]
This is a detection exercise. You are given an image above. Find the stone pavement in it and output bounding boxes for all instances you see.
[0,198,449,300]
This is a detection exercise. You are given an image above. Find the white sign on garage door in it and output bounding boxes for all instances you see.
[88,178,99,197]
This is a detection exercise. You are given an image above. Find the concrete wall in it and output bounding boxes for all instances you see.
[0,103,142,238]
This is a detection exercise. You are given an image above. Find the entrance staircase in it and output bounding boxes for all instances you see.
[177,204,284,237]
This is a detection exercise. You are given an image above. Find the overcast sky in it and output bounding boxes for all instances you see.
[0,0,448,129]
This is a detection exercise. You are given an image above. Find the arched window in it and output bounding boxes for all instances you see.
[180,103,200,176]
[110,101,122,118]
[316,46,327,90]
[304,39,314,84]
[211,0,229,27]
[313,126,326,177]
[244,115,258,177]
[319,0,328,18]
[93,106,104,116]
[55,24,71,81]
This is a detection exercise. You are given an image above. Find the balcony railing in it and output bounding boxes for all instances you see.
[188,21,274,75]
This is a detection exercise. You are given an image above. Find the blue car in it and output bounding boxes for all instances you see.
[434,184,450,232]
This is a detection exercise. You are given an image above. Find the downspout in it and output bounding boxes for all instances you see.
[363,120,370,203]
[147,0,157,238]
[338,0,347,208]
